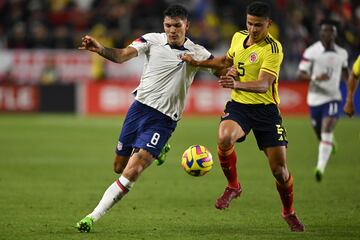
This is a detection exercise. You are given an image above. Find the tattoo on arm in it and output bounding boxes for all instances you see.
[99,47,119,63]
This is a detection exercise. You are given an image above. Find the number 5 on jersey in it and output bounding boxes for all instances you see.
[237,62,245,76]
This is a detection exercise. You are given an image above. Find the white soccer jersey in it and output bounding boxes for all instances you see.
[129,33,212,121]
[298,41,348,106]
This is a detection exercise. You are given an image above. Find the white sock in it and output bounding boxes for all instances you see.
[88,175,134,222]
[316,132,333,173]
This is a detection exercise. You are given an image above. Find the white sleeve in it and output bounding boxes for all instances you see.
[298,48,313,74]
[192,44,214,73]
[192,44,212,61]
[128,33,153,55]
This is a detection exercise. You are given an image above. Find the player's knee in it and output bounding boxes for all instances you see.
[135,150,153,168]
[122,161,147,182]
[272,166,288,184]
[122,167,141,181]
[217,135,233,150]
[122,150,153,180]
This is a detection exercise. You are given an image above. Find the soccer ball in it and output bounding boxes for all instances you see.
[181,145,213,176]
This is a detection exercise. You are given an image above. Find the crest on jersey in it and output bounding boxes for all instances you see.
[249,52,258,63]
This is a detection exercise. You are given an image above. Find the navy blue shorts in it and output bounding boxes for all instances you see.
[309,100,341,133]
[221,101,288,150]
[116,100,177,158]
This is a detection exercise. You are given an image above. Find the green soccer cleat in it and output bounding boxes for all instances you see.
[314,168,323,182]
[155,143,171,166]
[76,216,94,233]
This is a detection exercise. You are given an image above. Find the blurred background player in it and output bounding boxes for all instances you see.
[182,1,304,232]
[76,5,214,232]
[297,20,349,182]
[343,54,360,117]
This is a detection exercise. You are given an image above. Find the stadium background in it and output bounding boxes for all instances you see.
[1,0,360,115]
[0,1,360,240]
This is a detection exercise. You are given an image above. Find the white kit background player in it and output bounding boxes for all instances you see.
[297,19,349,182]
[75,4,216,232]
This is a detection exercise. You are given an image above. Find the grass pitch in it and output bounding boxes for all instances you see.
[0,114,359,240]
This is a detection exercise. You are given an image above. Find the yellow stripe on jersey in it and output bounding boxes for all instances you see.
[226,32,283,105]
[352,54,360,77]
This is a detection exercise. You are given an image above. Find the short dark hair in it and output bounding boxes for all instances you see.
[246,1,271,18]
[320,19,339,29]
[163,4,188,20]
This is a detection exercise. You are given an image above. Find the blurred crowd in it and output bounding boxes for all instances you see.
[1,0,360,80]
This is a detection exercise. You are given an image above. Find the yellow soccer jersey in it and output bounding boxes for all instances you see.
[227,30,283,104]
[352,54,360,77]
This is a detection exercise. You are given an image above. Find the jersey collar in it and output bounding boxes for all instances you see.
[243,34,271,49]
[165,38,189,51]
[320,41,336,52]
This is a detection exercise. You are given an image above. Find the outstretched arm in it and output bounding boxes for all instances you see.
[343,70,359,117]
[79,35,138,63]
[181,54,233,77]
[218,70,275,93]
[181,54,232,71]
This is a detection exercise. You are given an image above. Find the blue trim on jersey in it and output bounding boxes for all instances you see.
[133,36,147,43]
[165,38,189,51]
[166,43,189,51]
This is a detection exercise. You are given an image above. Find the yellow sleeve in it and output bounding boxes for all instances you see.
[226,33,239,60]
[352,55,360,77]
[261,48,283,78]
